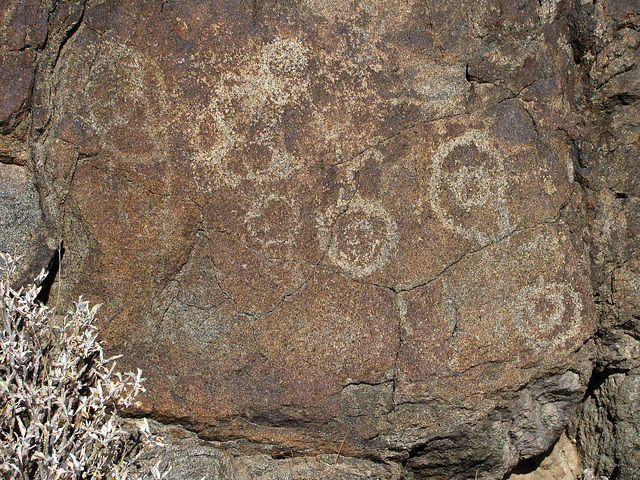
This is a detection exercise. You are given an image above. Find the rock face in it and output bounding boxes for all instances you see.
[569,1,640,479]
[2,0,636,478]
[0,0,55,284]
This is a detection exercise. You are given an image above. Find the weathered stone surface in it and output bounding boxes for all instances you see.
[0,0,54,283]
[0,164,53,284]
[0,51,35,135]
[0,0,619,478]
[568,1,640,478]
[0,12,29,164]
[129,419,398,480]
[0,0,47,165]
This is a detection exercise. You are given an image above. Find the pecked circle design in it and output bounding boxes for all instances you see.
[429,130,511,245]
[514,281,582,350]
[327,196,398,278]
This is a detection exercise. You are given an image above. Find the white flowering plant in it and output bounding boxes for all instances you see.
[0,253,162,479]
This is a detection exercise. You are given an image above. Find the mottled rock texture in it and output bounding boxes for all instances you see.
[507,432,581,480]
[1,0,635,478]
[128,419,400,480]
[0,0,55,284]
[0,164,49,281]
[569,1,640,479]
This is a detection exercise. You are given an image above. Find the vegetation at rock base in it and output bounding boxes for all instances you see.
[0,253,163,479]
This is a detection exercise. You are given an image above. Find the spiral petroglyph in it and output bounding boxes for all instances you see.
[429,131,511,245]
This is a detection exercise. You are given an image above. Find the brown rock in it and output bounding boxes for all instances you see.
[1,0,605,478]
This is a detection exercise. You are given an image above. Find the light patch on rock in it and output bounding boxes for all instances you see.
[514,280,583,350]
[429,130,511,246]
[191,38,310,190]
[326,195,398,278]
[506,432,582,480]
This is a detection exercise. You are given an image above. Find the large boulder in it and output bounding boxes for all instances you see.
[1,0,612,478]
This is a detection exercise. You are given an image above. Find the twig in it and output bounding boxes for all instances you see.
[55,243,62,311]
[330,436,346,480]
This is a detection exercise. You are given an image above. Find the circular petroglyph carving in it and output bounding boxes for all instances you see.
[430,131,510,245]
[327,196,398,277]
[85,43,166,137]
[244,193,301,258]
[514,281,582,350]
[191,38,310,190]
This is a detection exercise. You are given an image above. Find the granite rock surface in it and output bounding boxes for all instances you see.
[569,1,640,479]
[1,0,632,478]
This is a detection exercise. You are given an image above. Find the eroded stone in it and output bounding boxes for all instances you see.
[17,0,599,477]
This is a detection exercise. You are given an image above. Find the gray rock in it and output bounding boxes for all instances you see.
[570,0,640,478]
[130,420,398,480]
[0,163,52,284]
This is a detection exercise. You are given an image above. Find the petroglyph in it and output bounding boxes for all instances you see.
[191,38,310,189]
[325,195,398,277]
[514,280,582,350]
[243,193,301,258]
[429,130,510,245]
[34,0,600,470]
[84,43,167,148]
[506,228,586,351]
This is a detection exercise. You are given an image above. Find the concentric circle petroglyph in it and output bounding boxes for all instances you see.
[514,281,582,350]
[430,131,510,245]
[326,196,398,277]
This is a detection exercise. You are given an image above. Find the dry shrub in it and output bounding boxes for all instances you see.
[0,253,162,479]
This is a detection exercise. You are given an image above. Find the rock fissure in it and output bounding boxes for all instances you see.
[521,103,542,139]
[396,223,533,295]
[50,1,86,74]
[247,194,359,319]
[329,111,469,169]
